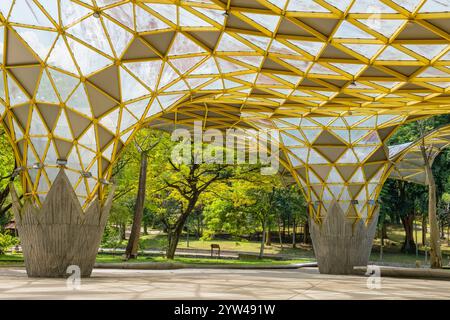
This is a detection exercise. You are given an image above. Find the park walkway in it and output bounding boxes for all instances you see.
[0,267,449,300]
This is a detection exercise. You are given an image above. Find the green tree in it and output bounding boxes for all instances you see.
[380,180,422,253]
[203,197,256,238]
[273,186,307,248]
[386,114,450,267]
[108,201,131,241]
[0,128,16,221]
[244,187,277,258]
[160,159,235,259]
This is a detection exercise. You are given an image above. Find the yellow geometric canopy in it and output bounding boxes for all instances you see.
[390,123,450,184]
[0,0,449,206]
[152,113,449,224]
[255,114,406,223]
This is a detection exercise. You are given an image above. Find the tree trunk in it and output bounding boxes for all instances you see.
[143,222,148,235]
[292,219,296,248]
[166,224,182,260]
[287,217,290,240]
[422,215,427,245]
[382,223,388,240]
[259,223,266,259]
[125,152,148,259]
[277,216,283,250]
[447,224,449,245]
[166,197,198,259]
[120,223,126,240]
[186,225,190,248]
[265,230,271,246]
[0,184,10,217]
[401,213,416,254]
[303,220,310,244]
[421,145,442,268]
[427,176,442,268]
[198,215,202,238]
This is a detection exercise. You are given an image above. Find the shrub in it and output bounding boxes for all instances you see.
[101,225,122,255]
[200,230,215,241]
[0,233,19,255]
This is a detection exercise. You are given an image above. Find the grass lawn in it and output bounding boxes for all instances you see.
[96,255,313,265]
[369,251,450,266]
[0,253,24,266]
[369,224,450,266]
[372,224,450,257]
[119,225,450,255]
[0,253,312,267]
[177,239,316,259]
[2,224,449,268]
[113,232,315,258]
[5,251,446,268]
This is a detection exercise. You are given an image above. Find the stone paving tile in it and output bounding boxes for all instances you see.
[0,267,449,300]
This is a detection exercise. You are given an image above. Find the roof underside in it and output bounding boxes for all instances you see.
[2,0,450,120]
[0,0,449,205]
[389,124,450,184]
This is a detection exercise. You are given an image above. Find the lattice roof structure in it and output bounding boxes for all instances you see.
[389,124,450,184]
[1,0,449,207]
[151,113,412,223]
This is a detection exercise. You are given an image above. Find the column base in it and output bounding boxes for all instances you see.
[309,201,379,275]
[11,170,114,278]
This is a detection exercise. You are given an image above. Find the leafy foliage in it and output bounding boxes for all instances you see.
[0,128,15,223]
[0,128,14,188]
[0,233,19,255]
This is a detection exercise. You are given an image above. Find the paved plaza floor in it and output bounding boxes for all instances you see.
[0,267,448,300]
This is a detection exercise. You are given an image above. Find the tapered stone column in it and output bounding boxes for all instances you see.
[309,201,379,274]
[10,170,115,278]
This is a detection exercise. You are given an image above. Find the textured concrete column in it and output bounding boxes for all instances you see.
[309,201,379,274]
[10,170,114,278]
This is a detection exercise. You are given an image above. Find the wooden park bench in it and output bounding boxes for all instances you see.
[210,244,221,258]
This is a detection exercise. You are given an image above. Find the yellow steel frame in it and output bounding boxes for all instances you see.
[390,124,450,184]
[0,0,448,209]
[148,111,416,224]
